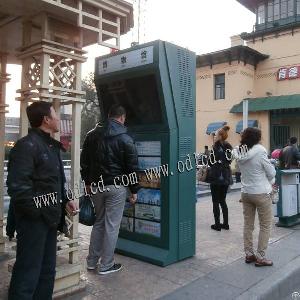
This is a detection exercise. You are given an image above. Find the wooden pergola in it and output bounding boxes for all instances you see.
[0,0,133,297]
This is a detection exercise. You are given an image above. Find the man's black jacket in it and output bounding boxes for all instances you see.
[7,128,68,229]
[80,119,140,193]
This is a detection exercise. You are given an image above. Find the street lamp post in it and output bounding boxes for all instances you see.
[243,99,249,130]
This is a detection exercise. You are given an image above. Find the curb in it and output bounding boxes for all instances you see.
[236,255,300,300]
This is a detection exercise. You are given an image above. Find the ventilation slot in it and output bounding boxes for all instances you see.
[177,49,193,118]
[179,220,192,245]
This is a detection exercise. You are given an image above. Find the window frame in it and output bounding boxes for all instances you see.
[263,0,297,23]
[287,0,294,16]
[268,1,274,22]
[274,0,280,20]
[258,3,266,24]
[280,0,288,18]
[214,73,225,101]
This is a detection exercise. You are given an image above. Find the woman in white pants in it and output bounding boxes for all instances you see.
[234,127,276,267]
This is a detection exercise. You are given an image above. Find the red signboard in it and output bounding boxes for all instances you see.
[277,66,300,81]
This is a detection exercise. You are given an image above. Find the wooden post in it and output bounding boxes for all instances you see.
[69,60,82,264]
[19,102,29,138]
[19,20,33,138]
[52,99,61,141]
[19,57,30,138]
[0,54,9,254]
[116,17,121,49]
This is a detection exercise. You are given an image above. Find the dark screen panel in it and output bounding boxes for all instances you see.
[98,75,162,126]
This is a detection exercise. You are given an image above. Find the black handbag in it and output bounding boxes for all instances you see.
[79,195,96,226]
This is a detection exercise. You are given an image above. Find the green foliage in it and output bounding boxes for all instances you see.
[81,72,101,146]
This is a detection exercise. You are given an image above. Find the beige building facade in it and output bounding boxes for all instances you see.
[197,0,300,153]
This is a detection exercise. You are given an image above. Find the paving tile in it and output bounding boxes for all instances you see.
[159,276,243,300]
[207,257,274,290]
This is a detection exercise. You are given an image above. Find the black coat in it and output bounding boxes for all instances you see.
[7,128,68,229]
[207,141,233,186]
[279,144,300,169]
[80,119,140,193]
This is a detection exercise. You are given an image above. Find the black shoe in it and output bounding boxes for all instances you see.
[220,224,229,230]
[211,224,221,231]
[98,263,123,275]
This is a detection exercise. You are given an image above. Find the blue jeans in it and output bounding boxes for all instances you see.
[8,216,57,300]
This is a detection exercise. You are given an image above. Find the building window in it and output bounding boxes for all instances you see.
[268,1,274,21]
[258,4,266,24]
[265,0,296,22]
[274,0,280,20]
[288,0,294,16]
[214,74,225,100]
[280,0,287,18]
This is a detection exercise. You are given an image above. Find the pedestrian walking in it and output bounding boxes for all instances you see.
[7,101,78,300]
[207,125,233,231]
[234,127,276,267]
[81,104,140,275]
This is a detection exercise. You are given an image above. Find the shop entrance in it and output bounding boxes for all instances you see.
[270,109,300,150]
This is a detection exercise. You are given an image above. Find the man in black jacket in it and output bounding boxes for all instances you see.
[279,137,300,169]
[7,101,78,300]
[81,105,139,275]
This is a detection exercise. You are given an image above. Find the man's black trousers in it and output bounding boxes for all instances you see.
[8,216,57,300]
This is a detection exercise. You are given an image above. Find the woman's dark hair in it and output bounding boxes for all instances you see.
[240,127,262,149]
[108,104,126,118]
[26,101,52,128]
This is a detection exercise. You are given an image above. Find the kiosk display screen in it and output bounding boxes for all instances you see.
[122,141,162,238]
[98,75,162,126]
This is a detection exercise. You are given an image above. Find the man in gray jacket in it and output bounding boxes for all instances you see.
[81,105,140,275]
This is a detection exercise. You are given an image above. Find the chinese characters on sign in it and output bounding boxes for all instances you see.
[98,46,154,75]
[278,66,300,81]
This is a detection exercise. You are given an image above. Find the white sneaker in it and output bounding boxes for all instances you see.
[86,263,97,270]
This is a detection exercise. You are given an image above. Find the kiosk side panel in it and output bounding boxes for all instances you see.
[164,42,196,259]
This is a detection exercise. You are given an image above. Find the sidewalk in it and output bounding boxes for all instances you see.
[1,191,299,300]
[68,191,300,299]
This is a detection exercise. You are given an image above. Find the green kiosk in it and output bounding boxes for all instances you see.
[94,40,196,266]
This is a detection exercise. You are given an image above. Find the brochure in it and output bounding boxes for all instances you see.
[135,203,161,221]
[135,219,161,237]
